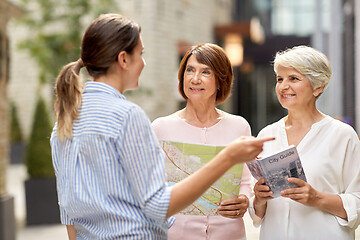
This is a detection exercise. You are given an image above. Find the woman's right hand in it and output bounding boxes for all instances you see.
[225,136,275,164]
[253,178,273,218]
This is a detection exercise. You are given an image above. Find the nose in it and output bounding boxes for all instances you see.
[279,80,289,91]
[190,72,201,84]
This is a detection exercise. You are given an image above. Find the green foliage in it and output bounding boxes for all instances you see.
[17,0,117,178]
[10,102,23,143]
[17,0,117,84]
[25,97,54,178]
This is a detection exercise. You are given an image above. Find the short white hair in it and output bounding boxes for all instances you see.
[273,45,332,97]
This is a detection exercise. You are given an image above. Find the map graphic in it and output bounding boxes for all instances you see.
[159,140,244,216]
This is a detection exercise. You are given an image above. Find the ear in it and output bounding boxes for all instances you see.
[117,51,128,70]
[313,85,324,97]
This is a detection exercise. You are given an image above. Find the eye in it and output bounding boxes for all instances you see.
[185,67,194,73]
[276,77,283,82]
[202,70,211,75]
[290,76,299,81]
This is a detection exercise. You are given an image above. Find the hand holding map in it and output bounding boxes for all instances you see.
[218,194,249,218]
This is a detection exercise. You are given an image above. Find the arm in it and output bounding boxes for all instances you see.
[281,178,347,219]
[166,136,274,218]
[66,225,76,240]
[253,178,273,219]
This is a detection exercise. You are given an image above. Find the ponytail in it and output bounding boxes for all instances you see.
[54,58,84,140]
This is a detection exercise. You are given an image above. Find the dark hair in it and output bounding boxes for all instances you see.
[54,13,141,140]
[178,43,233,105]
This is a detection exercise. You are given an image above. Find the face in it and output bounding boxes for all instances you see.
[183,55,217,104]
[275,65,319,111]
[124,36,145,91]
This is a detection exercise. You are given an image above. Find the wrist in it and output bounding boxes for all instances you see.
[253,196,267,208]
[219,147,237,166]
[313,191,325,208]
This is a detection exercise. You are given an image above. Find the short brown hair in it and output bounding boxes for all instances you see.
[178,43,233,105]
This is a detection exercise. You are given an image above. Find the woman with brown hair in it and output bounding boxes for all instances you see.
[50,14,272,239]
[152,43,253,240]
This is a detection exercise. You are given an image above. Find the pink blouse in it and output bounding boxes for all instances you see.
[152,110,252,240]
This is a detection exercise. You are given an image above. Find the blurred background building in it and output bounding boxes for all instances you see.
[5,0,360,139]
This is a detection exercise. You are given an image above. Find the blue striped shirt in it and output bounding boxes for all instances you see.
[50,82,174,239]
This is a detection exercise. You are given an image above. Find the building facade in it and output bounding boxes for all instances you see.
[7,0,234,139]
[7,0,359,139]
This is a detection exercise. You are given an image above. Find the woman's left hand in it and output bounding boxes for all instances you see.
[280,178,320,207]
[218,194,249,219]
[281,178,348,219]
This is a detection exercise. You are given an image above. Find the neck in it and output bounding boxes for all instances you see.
[178,101,222,128]
[285,106,325,128]
[94,63,125,93]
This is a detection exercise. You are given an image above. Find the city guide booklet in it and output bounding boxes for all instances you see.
[246,145,307,198]
[159,140,244,216]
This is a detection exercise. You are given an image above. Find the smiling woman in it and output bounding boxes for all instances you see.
[275,65,321,112]
[177,43,233,106]
[152,43,253,240]
[182,55,218,106]
[250,45,360,240]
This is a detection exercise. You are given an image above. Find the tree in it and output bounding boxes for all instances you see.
[9,102,23,143]
[18,0,117,85]
[25,97,53,178]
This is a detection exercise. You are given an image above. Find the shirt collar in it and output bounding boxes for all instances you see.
[83,81,126,100]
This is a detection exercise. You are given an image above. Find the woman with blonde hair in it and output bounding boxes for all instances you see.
[250,45,360,239]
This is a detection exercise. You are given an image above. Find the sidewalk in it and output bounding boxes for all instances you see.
[6,164,359,240]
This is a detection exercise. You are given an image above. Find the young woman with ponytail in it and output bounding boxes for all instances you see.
[50,13,273,240]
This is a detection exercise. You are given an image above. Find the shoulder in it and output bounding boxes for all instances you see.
[326,116,359,140]
[122,102,151,127]
[151,112,188,139]
[84,95,150,134]
[217,111,251,136]
[257,118,283,137]
[107,98,148,125]
[221,111,251,129]
[152,112,179,129]
[222,111,250,125]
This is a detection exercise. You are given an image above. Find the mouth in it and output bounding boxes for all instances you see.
[190,87,204,92]
[281,93,295,98]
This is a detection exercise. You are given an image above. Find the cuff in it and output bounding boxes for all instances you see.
[144,185,173,223]
[248,196,263,227]
[337,194,360,229]
[59,205,73,225]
